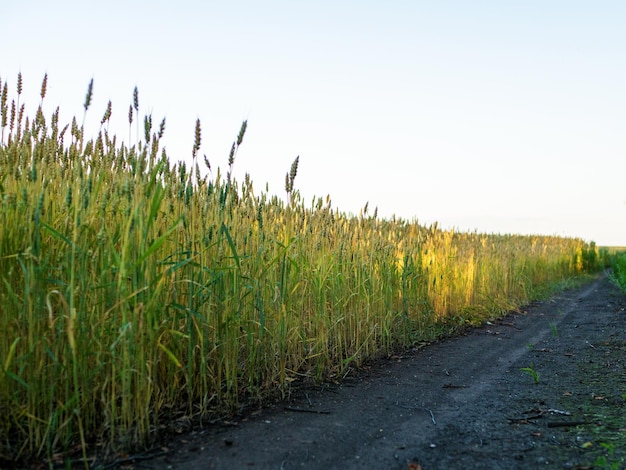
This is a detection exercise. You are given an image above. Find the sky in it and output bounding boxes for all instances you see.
[2,1,625,246]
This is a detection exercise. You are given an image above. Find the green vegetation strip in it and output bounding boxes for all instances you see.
[608,250,626,294]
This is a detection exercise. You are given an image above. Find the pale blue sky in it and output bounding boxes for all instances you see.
[3,1,625,245]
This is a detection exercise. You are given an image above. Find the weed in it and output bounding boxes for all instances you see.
[520,363,541,384]
[593,442,624,470]
[550,322,558,337]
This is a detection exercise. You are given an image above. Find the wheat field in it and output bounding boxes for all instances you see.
[0,74,602,465]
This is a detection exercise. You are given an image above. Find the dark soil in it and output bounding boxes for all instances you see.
[32,274,626,469]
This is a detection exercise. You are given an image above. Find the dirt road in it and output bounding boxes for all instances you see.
[141,274,625,469]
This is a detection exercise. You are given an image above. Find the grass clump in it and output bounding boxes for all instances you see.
[520,363,541,384]
[0,74,604,465]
